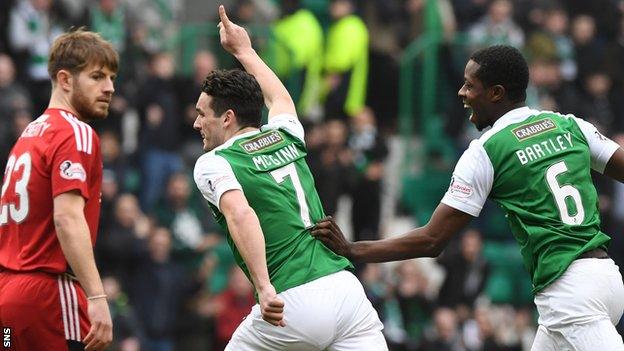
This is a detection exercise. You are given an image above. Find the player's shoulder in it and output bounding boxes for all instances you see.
[44,109,98,153]
[262,113,305,142]
[194,151,229,175]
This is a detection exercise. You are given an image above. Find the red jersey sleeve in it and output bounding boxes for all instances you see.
[49,123,97,200]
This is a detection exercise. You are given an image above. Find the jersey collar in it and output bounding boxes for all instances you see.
[492,106,539,129]
[213,129,261,152]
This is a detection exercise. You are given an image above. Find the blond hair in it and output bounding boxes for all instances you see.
[48,28,119,81]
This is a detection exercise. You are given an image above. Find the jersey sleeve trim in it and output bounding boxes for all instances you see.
[194,152,243,211]
[440,140,493,217]
[570,116,620,173]
[263,114,305,142]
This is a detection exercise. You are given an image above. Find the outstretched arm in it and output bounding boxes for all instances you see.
[604,148,624,183]
[217,5,296,119]
[312,203,474,263]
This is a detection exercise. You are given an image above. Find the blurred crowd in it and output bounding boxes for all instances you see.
[1,0,624,350]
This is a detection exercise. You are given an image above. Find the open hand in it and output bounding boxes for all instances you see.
[311,216,353,258]
[217,5,252,56]
[257,284,286,327]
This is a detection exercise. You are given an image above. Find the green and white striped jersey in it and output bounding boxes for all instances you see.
[441,107,619,293]
[194,114,352,295]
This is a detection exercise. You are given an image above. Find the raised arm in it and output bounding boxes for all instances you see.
[217,5,296,119]
[312,203,473,263]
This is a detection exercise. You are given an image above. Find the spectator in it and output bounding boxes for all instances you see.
[570,14,606,83]
[153,171,222,272]
[395,261,435,349]
[271,0,324,118]
[90,0,127,54]
[0,53,32,169]
[102,276,144,351]
[0,108,32,171]
[212,266,255,350]
[128,227,192,351]
[136,51,184,211]
[579,71,622,133]
[307,119,354,216]
[418,307,466,351]
[349,107,388,242]
[467,0,524,49]
[178,50,218,166]
[96,193,150,287]
[8,0,63,114]
[437,229,489,309]
[526,6,576,81]
[323,0,369,119]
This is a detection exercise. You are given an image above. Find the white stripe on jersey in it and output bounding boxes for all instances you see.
[86,123,93,154]
[60,111,82,152]
[79,123,88,154]
[68,278,81,341]
[60,111,94,155]
[57,276,70,339]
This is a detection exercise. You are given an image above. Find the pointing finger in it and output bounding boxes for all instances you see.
[219,5,231,27]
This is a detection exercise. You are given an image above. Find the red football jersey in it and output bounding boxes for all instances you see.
[0,108,102,273]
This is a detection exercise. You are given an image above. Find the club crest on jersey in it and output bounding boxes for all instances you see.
[60,161,86,182]
[449,177,473,198]
[240,131,284,153]
[512,118,556,141]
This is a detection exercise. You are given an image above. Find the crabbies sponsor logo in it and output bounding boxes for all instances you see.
[59,161,86,182]
[512,118,556,141]
[240,131,284,153]
[449,177,473,198]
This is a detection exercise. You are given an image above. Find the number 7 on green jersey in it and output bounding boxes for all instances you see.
[271,163,313,227]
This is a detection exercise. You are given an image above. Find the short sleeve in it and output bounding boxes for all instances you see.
[572,117,620,173]
[262,114,305,142]
[50,130,96,199]
[440,140,494,217]
[193,153,243,210]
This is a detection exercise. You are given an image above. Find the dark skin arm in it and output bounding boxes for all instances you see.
[311,203,474,263]
[604,148,624,183]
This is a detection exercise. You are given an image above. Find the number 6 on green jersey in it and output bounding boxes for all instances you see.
[546,160,585,225]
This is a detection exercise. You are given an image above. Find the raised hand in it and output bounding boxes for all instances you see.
[257,284,286,327]
[217,5,252,56]
[311,216,353,259]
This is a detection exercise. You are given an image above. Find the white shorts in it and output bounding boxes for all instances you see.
[225,270,387,351]
[531,258,624,351]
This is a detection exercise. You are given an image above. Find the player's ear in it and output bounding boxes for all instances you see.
[223,109,236,127]
[489,84,505,102]
[56,69,73,92]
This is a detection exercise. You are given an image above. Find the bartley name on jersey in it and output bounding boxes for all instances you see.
[515,132,574,165]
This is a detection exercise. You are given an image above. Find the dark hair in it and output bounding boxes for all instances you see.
[470,45,529,103]
[201,69,264,128]
[48,28,118,81]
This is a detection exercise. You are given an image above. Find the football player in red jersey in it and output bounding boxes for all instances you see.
[0,29,117,351]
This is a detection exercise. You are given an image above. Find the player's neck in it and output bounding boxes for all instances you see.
[228,125,258,139]
[492,102,526,124]
[48,90,80,119]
